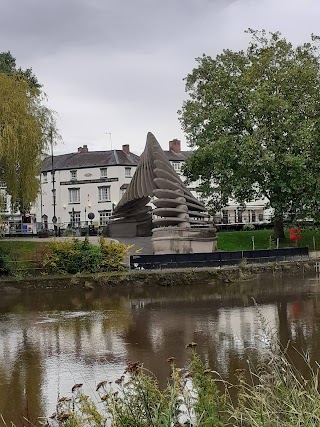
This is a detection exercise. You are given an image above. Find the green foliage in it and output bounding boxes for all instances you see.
[43,238,131,275]
[189,351,227,426]
[242,223,255,231]
[0,247,11,276]
[0,51,41,89]
[99,238,133,271]
[43,238,102,274]
[179,29,320,238]
[53,353,226,427]
[0,51,58,211]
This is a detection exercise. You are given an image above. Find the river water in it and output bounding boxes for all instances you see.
[1,273,320,424]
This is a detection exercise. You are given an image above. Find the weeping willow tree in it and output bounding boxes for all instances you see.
[0,54,58,213]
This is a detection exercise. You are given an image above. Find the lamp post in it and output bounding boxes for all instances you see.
[50,128,57,237]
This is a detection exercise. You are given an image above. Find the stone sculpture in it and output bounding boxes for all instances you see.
[109,132,217,254]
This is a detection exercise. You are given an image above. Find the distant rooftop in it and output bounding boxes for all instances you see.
[41,140,192,172]
[41,144,140,172]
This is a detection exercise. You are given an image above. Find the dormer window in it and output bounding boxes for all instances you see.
[70,170,77,180]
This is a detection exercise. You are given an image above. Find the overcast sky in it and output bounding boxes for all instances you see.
[0,0,319,155]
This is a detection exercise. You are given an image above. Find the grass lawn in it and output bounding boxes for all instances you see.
[0,240,49,261]
[217,228,320,251]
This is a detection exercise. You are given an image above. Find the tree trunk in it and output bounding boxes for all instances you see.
[273,217,285,240]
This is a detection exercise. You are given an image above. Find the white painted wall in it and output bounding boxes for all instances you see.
[35,164,136,227]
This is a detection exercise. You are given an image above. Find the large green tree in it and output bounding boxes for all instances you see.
[179,30,320,238]
[0,52,58,212]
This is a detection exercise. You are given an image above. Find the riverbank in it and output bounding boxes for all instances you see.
[0,259,317,291]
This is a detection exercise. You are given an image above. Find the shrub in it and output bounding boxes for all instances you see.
[242,223,256,231]
[37,228,53,238]
[63,228,77,237]
[99,237,132,271]
[0,248,11,276]
[43,238,132,275]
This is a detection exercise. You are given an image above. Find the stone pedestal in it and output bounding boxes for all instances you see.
[151,226,217,255]
[104,217,152,237]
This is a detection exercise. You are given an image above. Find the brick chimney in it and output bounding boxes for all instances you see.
[122,144,130,154]
[169,139,181,153]
[78,145,88,153]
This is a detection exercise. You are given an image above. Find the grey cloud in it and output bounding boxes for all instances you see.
[0,0,235,60]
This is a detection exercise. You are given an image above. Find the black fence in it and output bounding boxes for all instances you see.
[130,247,309,270]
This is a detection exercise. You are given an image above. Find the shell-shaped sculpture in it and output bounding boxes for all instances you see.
[112,132,209,228]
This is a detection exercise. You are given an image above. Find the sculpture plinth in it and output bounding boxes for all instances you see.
[109,132,217,255]
[152,227,217,255]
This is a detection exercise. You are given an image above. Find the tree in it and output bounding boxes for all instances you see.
[0,52,58,212]
[179,30,320,238]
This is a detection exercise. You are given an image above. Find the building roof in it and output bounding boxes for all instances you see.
[41,147,191,173]
[163,150,192,161]
[41,150,140,172]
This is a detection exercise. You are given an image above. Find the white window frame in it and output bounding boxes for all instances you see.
[171,161,181,172]
[70,211,81,226]
[43,172,48,183]
[100,168,108,178]
[68,188,80,203]
[125,167,131,178]
[99,210,111,226]
[98,186,110,202]
[70,170,77,180]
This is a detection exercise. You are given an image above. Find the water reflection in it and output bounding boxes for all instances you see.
[0,274,320,424]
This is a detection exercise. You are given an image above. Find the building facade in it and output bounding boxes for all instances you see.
[34,144,139,229]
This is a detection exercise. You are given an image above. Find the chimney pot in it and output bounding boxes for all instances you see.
[78,145,88,153]
[122,144,130,154]
[169,138,181,153]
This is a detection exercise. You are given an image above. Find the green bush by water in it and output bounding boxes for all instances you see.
[43,237,132,274]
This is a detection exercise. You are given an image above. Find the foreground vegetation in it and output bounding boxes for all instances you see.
[50,326,320,427]
[0,238,132,277]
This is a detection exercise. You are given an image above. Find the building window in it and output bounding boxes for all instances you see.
[99,210,111,226]
[125,167,131,178]
[43,172,48,183]
[98,186,110,202]
[70,170,77,180]
[69,211,81,227]
[121,188,127,197]
[222,210,228,224]
[69,188,80,203]
[171,161,181,172]
[100,168,108,178]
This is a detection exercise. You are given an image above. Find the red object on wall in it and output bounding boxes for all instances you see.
[289,227,302,242]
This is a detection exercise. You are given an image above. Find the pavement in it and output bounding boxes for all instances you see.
[2,235,154,255]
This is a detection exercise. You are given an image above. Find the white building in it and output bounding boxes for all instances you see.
[34,144,139,229]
